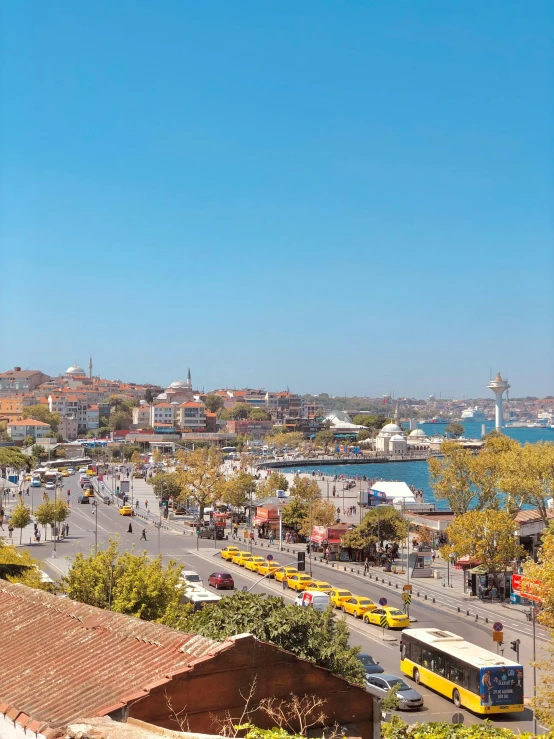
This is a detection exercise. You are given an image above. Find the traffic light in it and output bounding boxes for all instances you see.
[297,551,306,572]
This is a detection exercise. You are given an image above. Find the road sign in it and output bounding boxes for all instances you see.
[379,614,388,628]
[493,621,503,632]
[493,631,504,643]
[402,592,412,604]
[379,597,388,606]
[403,584,413,592]
[266,554,274,561]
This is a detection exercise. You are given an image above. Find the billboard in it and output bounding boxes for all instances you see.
[511,573,541,603]
[120,480,130,493]
[480,666,524,707]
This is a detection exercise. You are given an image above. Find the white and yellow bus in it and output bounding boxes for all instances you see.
[400,628,524,715]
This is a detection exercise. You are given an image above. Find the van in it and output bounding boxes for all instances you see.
[295,590,331,613]
[180,587,221,612]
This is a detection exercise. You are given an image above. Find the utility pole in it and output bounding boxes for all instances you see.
[309,497,313,577]
[532,605,537,736]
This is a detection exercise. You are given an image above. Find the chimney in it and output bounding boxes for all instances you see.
[14,367,21,372]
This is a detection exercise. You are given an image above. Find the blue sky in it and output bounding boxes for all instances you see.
[1,1,552,397]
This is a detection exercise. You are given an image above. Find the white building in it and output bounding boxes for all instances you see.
[7,419,51,441]
[150,403,176,428]
[177,401,206,431]
[375,423,407,454]
[133,404,152,428]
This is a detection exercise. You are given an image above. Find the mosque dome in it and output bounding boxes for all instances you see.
[409,429,426,438]
[65,363,85,376]
[156,392,168,400]
[390,434,406,442]
[380,423,402,434]
[169,380,187,389]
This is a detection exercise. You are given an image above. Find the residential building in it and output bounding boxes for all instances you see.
[0,581,377,739]
[58,415,79,440]
[0,367,50,394]
[132,404,152,428]
[7,419,51,442]
[205,411,218,432]
[274,391,302,419]
[87,404,100,430]
[0,394,36,421]
[150,403,176,428]
[177,401,207,432]
[226,419,273,439]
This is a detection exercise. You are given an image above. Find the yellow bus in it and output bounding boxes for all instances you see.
[400,628,524,715]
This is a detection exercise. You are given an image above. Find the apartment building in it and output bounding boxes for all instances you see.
[58,415,79,440]
[150,403,176,428]
[0,394,37,421]
[7,419,51,441]
[0,368,50,393]
[132,404,152,428]
[177,401,206,432]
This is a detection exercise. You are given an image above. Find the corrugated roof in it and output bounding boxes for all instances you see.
[0,582,222,731]
[515,508,554,524]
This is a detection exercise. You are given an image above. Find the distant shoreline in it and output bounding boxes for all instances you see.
[257,456,430,469]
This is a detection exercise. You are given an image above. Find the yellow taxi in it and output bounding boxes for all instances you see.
[287,574,316,592]
[342,596,377,618]
[244,556,267,572]
[310,581,333,593]
[363,606,410,629]
[330,588,354,609]
[119,505,133,516]
[221,545,241,561]
[231,551,254,566]
[87,469,97,476]
[84,489,95,498]
[25,474,32,481]
[274,566,299,583]
[60,469,69,477]
[256,560,281,577]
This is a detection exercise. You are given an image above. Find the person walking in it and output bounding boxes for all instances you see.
[269,531,274,545]
[140,528,147,541]
[128,522,133,534]
[325,546,330,562]
[145,500,148,511]
[135,499,139,510]
[8,524,14,539]
[364,557,369,575]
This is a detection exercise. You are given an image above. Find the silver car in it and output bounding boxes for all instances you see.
[365,674,423,710]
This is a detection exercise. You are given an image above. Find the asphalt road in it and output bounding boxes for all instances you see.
[24,474,542,733]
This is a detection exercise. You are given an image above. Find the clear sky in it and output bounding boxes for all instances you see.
[1,1,553,398]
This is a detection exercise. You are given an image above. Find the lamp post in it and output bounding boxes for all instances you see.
[92,500,98,555]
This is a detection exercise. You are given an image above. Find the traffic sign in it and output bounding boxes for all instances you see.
[379,614,388,628]
[403,584,412,592]
[379,597,388,606]
[402,592,412,604]
[493,631,504,643]
[266,554,274,561]
[493,621,503,632]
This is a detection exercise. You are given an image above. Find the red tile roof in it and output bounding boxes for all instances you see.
[8,419,50,427]
[0,582,222,731]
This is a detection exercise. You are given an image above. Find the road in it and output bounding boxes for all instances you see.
[19,473,544,734]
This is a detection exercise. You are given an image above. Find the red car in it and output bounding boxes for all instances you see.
[207,572,235,590]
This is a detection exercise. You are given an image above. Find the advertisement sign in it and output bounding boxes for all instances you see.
[480,666,523,707]
[120,480,130,493]
[511,573,541,602]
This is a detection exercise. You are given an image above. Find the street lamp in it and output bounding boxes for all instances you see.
[92,500,98,555]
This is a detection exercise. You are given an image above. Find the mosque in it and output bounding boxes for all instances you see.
[155,368,195,403]
[375,423,429,454]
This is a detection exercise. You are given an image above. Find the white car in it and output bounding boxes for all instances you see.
[45,482,55,490]
[66,468,75,475]
[79,468,87,474]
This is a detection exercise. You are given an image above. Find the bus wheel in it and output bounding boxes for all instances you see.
[413,669,421,684]
[452,689,461,708]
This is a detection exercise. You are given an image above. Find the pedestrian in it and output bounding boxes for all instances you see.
[269,531,274,545]
[145,500,148,510]
[431,548,436,563]
[325,547,330,562]
[128,522,133,534]
[364,557,369,575]
[8,524,14,539]
[36,529,41,542]
[140,528,147,540]
[135,499,139,509]
[249,531,254,544]
[282,576,287,590]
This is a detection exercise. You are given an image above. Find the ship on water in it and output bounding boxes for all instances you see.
[461,406,487,421]
[418,417,450,425]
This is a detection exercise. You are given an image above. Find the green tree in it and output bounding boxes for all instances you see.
[9,500,32,544]
[428,442,475,515]
[23,434,35,446]
[281,497,308,532]
[290,475,321,504]
[0,447,32,473]
[0,540,45,588]
[442,510,524,589]
[61,539,191,625]
[298,499,337,535]
[144,388,155,404]
[381,719,535,738]
[35,500,56,540]
[341,506,408,550]
[501,442,554,527]
[223,471,257,508]
[314,430,335,448]
[229,402,251,420]
[148,471,183,501]
[185,590,365,684]
[176,447,225,519]
[445,422,465,438]
[22,405,61,432]
[31,444,47,461]
[109,410,133,431]
[123,443,141,461]
[55,445,66,458]
[204,394,225,413]
[248,408,271,421]
[352,414,390,430]
[263,473,289,495]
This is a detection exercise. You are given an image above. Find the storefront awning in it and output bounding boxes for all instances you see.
[328,538,341,544]
[253,516,279,525]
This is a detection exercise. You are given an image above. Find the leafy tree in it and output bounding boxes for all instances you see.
[204,394,225,413]
[152,449,163,464]
[22,405,61,432]
[223,471,257,508]
[281,497,308,531]
[445,422,465,438]
[23,434,35,446]
[341,506,408,550]
[229,402,251,420]
[501,442,554,527]
[381,718,535,738]
[290,475,321,504]
[9,501,32,544]
[35,500,56,540]
[55,445,66,458]
[357,429,373,442]
[314,430,334,448]
[299,499,337,535]
[262,473,289,496]
[267,431,305,450]
[144,388,155,404]
[352,414,390,430]
[0,540,45,588]
[131,450,142,465]
[148,471,183,501]
[442,510,524,589]
[31,444,47,461]
[109,410,133,431]
[176,447,225,519]
[185,590,365,685]
[0,447,32,473]
[428,442,475,515]
[123,443,141,461]
[248,408,271,421]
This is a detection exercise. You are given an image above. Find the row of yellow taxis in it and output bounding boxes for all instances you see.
[220,545,409,629]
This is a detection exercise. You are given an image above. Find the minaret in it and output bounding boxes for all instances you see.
[89,355,93,380]
[187,368,192,388]
[488,371,510,432]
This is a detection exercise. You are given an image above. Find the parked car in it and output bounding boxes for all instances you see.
[181,570,203,585]
[78,495,90,504]
[364,674,423,710]
[330,589,354,608]
[363,607,410,629]
[356,653,384,676]
[287,574,316,592]
[220,545,241,561]
[197,526,224,540]
[244,556,266,572]
[342,596,377,618]
[208,572,235,590]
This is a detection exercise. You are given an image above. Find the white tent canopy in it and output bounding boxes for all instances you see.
[370,480,416,502]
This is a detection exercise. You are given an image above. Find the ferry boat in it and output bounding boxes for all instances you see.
[461,406,487,421]
[419,417,449,424]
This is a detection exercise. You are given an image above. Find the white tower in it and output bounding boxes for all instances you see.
[488,371,510,432]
